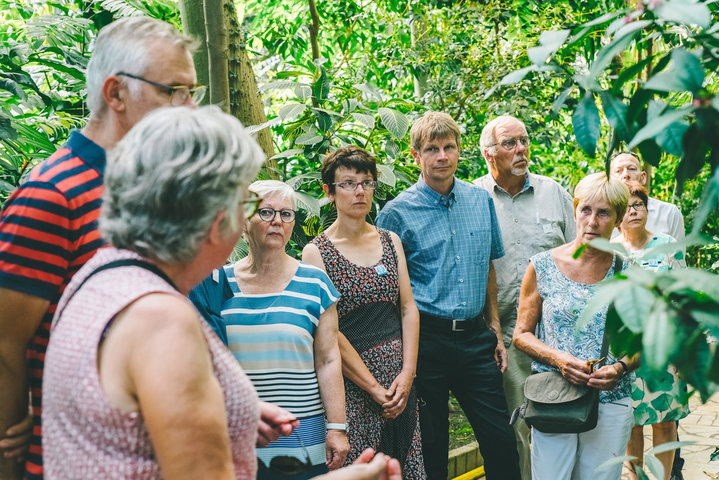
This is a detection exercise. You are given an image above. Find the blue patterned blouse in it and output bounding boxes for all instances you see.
[530,250,632,403]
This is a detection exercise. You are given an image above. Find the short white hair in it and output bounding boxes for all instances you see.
[249,180,296,209]
[100,106,265,263]
[479,115,527,167]
[86,17,195,118]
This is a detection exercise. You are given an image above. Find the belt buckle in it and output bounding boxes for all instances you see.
[452,318,466,332]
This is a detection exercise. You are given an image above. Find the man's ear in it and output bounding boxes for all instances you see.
[640,170,647,186]
[411,147,420,165]
[103,75,127,113]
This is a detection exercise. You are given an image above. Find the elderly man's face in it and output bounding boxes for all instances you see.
[610,154,646,185]
[121,38,198,128]
[487,120,529,178]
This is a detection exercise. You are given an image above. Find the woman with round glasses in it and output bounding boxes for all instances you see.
[191,180,349,479]
[612,182,688,480]
[302,146,425,479]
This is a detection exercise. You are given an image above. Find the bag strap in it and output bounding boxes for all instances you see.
[598,254,624,363]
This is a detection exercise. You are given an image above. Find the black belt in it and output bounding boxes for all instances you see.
[419,312,485,334]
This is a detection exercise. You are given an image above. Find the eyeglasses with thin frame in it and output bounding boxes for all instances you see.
[266,434,312,475]
[333,179,378,191]
[115,71,207,106]
[257,207,296,223]
[628,201,646,212]
[489,136,530,151]
[242,191,262,219]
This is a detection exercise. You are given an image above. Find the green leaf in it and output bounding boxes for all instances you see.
[0,77,27,100]
[600,92,629,140]
[295,133,324,145]
[295,85,312,100]
[269,148,303,161]
[0,116,17,141]
[261,80,300,91]
[654,0,711,29]
[568,10,626,45]
[644,453,664,480]
[528,30,569,65]
[595,455,636,472]
[573,93,600,157]
[245,117,282,134]
[279,103,306,121]
[576,280,627,332]
[552,86,575,114]
[313,67,330,103]
[648,441,695,456]
[385,139,400,159]
[353,112,375,130]
[294,191,321,218]
[713,95,719,113]
[354,83,383,101]
[644,49,705,93]
[709,447,719,462]
[642,300,677,374]
[376,163,396,188]
[655,120,688,157]
[614,284,654,333]
[378,108,409,140]
[628,106,692,149]
[276,70,306,79]
[587,21,650,82]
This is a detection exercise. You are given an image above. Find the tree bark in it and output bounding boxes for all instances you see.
[204,0,230,112]
[178,0,209,92]
[224,0,277,175]
[410,12,428,100]
[308,0,321,62]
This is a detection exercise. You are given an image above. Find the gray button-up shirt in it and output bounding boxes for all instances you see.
[474,172,576,345]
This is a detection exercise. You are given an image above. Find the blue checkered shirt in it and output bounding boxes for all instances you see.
[376,175,505,319]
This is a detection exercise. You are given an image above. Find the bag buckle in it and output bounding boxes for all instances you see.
[452,319,466,331]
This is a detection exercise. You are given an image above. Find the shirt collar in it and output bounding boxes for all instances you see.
[490,172,532,195]
[65,130,106,175]
[416,174,456,207]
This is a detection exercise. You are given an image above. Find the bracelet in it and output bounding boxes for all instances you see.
[616,360,628,376]
[326,423,347,431]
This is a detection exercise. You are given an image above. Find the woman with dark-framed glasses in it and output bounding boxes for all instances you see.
[612,182,688,480]
[191,180,348,479]
[302,146,425,479]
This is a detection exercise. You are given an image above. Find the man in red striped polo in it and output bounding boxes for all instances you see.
[0,17,202,479]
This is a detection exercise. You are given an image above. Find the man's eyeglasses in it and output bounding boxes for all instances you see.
[628,202,646,212]
[257,208,296,223]
[266,435,312,475]
[333,180,378,191]
[489,136,530,151]
[116,71,207,106]
[242,191,262,219]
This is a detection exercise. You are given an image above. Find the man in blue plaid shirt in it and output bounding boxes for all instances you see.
[376,112,520,480]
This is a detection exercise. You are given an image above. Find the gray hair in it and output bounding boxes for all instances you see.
[100,105,265,263]
[480,115,527,166]
[249,180,296,209]
[86,17,196,118]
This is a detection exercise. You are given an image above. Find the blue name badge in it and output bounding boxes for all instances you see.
[375,264,388,275]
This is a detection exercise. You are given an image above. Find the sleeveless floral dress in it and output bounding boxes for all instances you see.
[312,228,426,480]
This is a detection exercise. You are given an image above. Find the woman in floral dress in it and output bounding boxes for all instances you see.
[302,146,426,480]
[613,181,689,480]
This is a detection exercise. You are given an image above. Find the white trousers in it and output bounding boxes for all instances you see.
[531,397,633,480]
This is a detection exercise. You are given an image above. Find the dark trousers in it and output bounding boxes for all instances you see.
[416,322,521,480]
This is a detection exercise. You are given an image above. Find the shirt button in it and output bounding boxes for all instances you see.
[456,255,460,260]
[516,240,520,244]
[462,302,467,306]
[452,230,456,235]
[514,218,519,223]
[459,279,464,283]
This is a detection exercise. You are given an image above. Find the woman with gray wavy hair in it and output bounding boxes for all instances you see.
[41,105,298,479]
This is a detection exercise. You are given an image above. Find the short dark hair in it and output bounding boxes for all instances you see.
[321,146,378,194]
[625,181,649,208]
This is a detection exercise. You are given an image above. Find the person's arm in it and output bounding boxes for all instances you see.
[302,244,390,408]
[313,449,402,480]
[0,288,48,478]
[587,355,638,391]
[513,262,591,386]
[256,401,298,447]
[381,233,419,419]
[313,303,349,470]
[484,262,507,373]
[102,293,236,480]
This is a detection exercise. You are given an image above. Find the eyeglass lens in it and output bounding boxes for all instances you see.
[336,180,378,191]
[258,208,295,223]
[500,136,530,150]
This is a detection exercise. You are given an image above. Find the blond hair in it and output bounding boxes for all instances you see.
[573,172,630,223]
[410,111,461,153]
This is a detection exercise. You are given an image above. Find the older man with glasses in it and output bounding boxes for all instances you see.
[473,115,576,480]
[0,17,205,479]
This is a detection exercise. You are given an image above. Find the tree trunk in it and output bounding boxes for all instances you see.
[308,0,321,61]
[204,0,230,112]
[410,12,428,100]
[224,0,277,175]
[178,0,209,92]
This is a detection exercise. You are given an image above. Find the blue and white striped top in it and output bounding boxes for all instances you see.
[222,261,340,466]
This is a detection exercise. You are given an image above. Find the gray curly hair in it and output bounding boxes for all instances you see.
[100,105,264,263]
